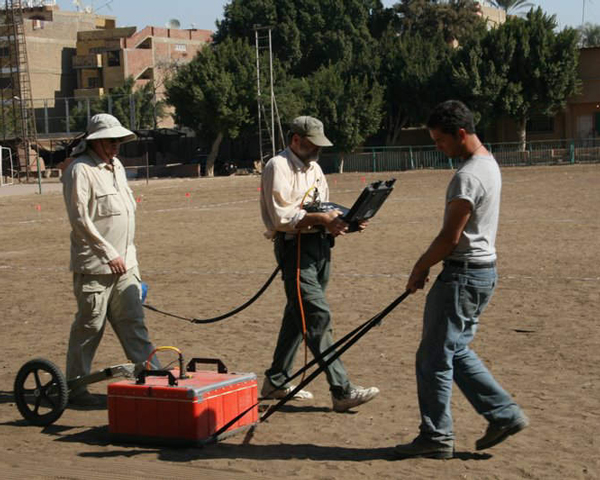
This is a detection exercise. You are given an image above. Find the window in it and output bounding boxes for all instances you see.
[526,115,554,134]
[174,44,187,52]
[107,50,120,67]
[0,46,9,58]
[87,77,99,88]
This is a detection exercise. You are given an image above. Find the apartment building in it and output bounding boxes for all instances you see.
[73,26,211,98]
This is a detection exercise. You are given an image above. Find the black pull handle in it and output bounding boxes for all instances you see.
[186,357,228,374]
[136,369,178,386]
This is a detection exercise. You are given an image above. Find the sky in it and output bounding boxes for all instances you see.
[54,0,599,32]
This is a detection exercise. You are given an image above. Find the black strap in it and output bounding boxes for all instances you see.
[143,266,281,324]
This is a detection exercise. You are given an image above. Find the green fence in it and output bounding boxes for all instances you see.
[319,138,600,174]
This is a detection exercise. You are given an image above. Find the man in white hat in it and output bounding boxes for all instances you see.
[259,115,379,412]
[62,113,159,406]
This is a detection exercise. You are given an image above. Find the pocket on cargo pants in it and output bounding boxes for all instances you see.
[74,274,110,321]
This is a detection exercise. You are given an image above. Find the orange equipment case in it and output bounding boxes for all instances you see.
[108,358,258,446]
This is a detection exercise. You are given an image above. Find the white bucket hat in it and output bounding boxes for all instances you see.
[85,113,136,142]
[71,113,136,156]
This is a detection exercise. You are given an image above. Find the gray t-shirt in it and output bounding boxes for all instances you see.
[445,154,501,263]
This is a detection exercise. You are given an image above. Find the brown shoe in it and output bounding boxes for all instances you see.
[476,415,529,450]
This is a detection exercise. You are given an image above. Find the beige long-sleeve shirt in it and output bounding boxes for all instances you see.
[62,150,138,274]
[260,147,329,239]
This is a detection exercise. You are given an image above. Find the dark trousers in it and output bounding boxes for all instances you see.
[265,232,351,396]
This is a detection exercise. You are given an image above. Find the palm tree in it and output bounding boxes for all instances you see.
[579,23,600,47]
[489,0,535,15]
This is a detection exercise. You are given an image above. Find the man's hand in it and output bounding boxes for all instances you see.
[322,210,349,237]
[108,256,127,275]
[357,219,369,233]
[406,265,430,293]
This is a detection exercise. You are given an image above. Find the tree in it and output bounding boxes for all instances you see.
[392,0,486,44]
[213,0,384,156]
[68,77,166,132]
[215,0,381,78]
[378,29,452,144]
[454,8,581,148]
[303,64,383,163]
[375,0,486,144]
[165,38,256,177]
[489,0,535,15]
[578,23,600,47]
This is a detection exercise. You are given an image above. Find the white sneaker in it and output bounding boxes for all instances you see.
[332,386,379,412]
[260,378,314,400]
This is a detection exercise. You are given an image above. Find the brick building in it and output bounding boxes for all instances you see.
[73,25,212,127]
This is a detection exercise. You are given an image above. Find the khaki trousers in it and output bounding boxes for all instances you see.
[66,266,158,395]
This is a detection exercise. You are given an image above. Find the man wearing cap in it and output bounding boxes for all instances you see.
[62,113,159,406]
[259,115,379,412]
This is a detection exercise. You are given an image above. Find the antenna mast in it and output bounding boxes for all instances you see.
[254,25,284,164]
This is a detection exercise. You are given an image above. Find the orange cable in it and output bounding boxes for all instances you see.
[295,232,309,383]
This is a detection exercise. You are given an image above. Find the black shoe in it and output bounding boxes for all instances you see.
[476,415,529,450]
[394,436,454,459]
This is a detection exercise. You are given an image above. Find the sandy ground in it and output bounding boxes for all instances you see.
[0,165,598,480]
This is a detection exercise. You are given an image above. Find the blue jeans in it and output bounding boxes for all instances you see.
[416,263,523,444]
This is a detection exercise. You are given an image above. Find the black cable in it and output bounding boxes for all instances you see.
[143,266,281,324]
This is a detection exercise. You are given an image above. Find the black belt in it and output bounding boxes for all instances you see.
[444,259,496,269]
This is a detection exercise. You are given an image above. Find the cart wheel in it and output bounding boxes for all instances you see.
[14,358,68,426]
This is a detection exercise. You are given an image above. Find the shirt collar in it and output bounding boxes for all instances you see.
[286,147,315,172]
[88,149,119,171]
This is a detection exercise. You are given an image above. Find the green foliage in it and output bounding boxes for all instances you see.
[489,0,535,15]
[165,38,256,141]
[210,0,384,153]
[453,7,581,144]
[393,0,486,44]
[215,0,381,78]
[303,65,383,152]
[578,23,600,47]
[68,77,166,132]
[378,28,453,143]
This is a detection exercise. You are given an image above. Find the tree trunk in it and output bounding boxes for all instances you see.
[385,113,407,146]
[517,117,527,152]
[205,131,224,178]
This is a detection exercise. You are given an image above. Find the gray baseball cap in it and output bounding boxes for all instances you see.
[290,116,333,147]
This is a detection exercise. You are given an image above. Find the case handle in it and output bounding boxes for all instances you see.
[186,358,228,374]
[136,369,178,386]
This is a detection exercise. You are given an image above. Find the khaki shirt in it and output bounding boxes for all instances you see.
[260,147,329,239]
[62,149,138,274]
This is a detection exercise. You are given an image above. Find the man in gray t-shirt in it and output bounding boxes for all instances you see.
[394,100,528,460]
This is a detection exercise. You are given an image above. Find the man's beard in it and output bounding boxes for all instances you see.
[296,146,321,162]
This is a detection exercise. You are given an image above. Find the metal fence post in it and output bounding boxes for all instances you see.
[570,141,575,164]
[86,97,91,124]
[65,98,70,135]
[108,95,113,115]
[372,149,376,172]
[409,146,414,170]
[43,99,49,134]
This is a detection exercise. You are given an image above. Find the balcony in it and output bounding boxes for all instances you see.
[73,54,103,69]
[74,87,105,98]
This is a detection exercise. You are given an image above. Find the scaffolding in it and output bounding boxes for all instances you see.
[254,25,284,164]
[0,0,41,189]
